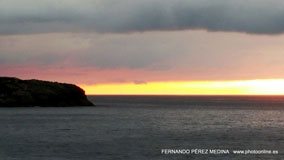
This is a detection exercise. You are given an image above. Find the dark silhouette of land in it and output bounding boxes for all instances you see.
[0,77,94,107]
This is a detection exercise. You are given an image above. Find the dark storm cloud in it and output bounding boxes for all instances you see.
[1,0,284,35]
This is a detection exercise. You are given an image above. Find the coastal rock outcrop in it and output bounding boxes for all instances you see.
[0,77,94,107]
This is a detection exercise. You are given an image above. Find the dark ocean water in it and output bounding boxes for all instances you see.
[0,96,283,160]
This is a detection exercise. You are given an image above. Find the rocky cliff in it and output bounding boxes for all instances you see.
[0,77,94,107]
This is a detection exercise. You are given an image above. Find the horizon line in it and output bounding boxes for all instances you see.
[87,94,284,96]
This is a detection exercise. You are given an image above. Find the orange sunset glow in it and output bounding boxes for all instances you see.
[80,79,284,95]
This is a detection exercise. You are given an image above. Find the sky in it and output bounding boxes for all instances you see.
[1,0,284,95]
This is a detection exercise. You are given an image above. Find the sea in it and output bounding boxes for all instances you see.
[0,95,283,160]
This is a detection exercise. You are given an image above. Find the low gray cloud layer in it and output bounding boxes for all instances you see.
[0,32,187,70]
[2,31,284,83]
[1,0,284,35]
